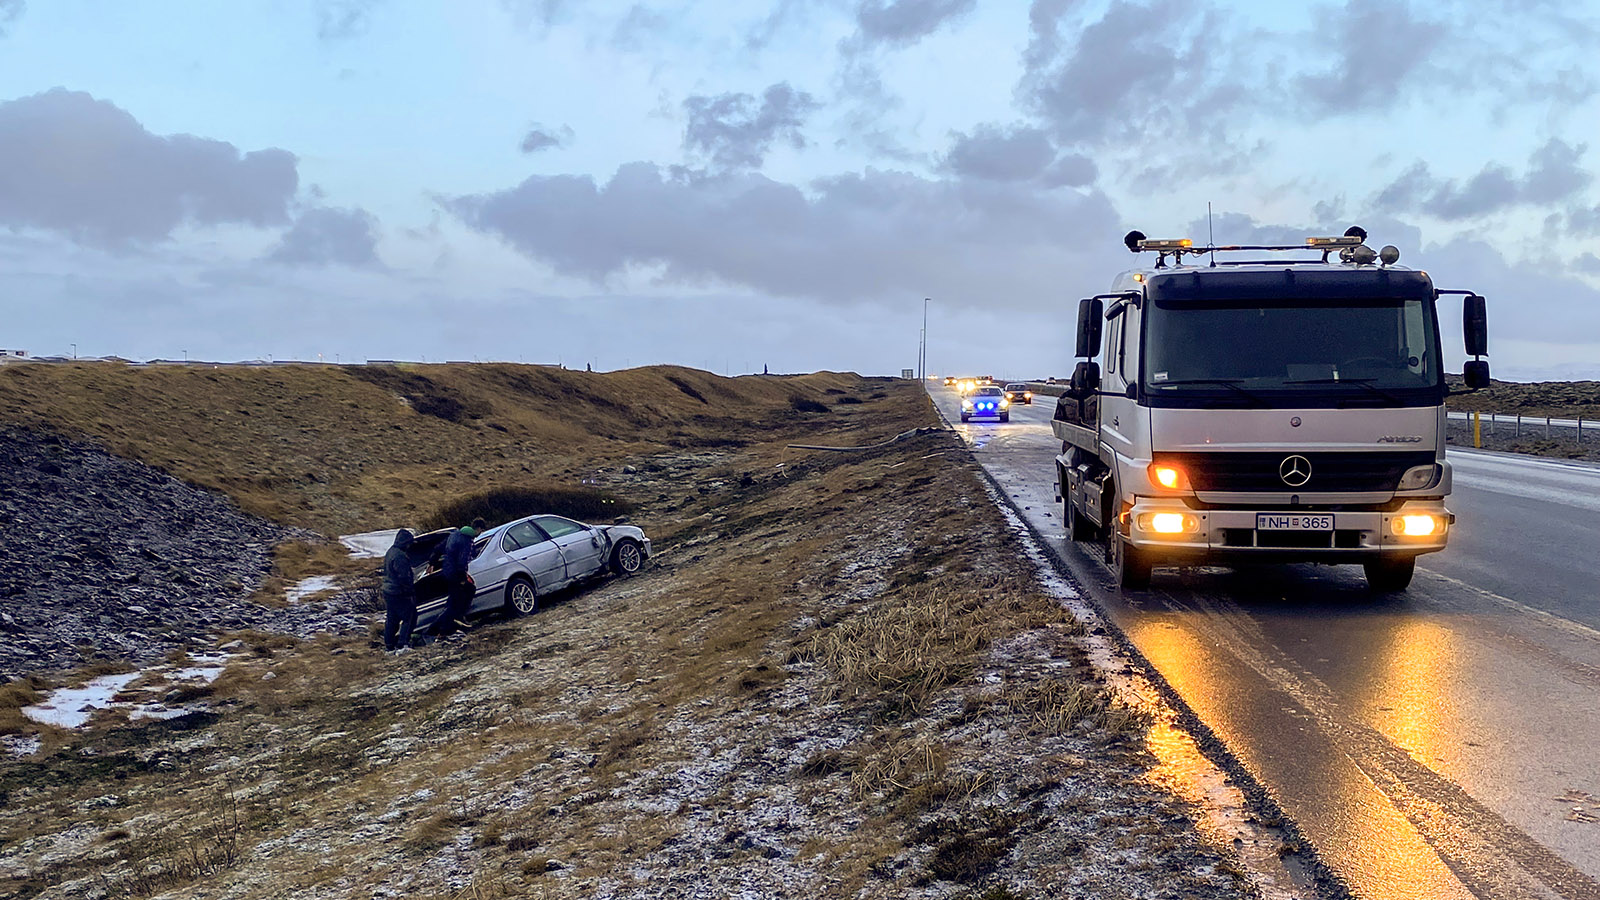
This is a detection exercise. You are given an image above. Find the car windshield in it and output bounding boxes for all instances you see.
[975,387,1004,396]
[1005,384,1027,391]
[1143,296,1441,406]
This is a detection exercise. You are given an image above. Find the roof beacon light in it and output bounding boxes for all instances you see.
[1138,238,1193,252]
[1305,235,1364,248]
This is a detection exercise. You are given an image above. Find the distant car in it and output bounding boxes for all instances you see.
[405,515,650,629]
[943,376,957,386]
[1004,383,1033,404]
[958,378,979,394]
[961,385,1010,422]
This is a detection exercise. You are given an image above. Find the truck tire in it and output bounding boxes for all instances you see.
[1364,556,1415,592]
[1065,495,1099,542]
[1113,534,1153,590]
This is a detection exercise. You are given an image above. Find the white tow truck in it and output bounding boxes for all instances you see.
[1054,228,1490,591]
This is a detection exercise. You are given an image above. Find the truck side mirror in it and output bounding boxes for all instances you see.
[1069,360,1100,398]
[1463,294,1488,357]
[1463,359,1490,390]
[1075,298,1103,358]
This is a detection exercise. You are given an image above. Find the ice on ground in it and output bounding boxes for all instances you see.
[22,672,140,729]
[286,575,338,602]
[341,529,399,559]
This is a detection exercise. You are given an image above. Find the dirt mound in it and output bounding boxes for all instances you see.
[1445,375,1600,419]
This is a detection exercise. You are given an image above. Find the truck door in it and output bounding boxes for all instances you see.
[1101,302,1140,459]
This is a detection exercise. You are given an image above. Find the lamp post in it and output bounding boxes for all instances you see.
[70,343,76,360]
[919,298,930,381]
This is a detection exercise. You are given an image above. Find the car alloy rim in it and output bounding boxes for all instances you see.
[512,582,536,613]
[620,544,641,571]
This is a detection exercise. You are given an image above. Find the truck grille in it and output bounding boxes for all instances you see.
[1159,451,1434,493]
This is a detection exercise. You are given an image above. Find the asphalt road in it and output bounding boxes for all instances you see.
[932,385,1600,900]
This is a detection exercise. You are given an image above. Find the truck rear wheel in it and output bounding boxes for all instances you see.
[1113,534,1153,590]
[1364,556,1415,592]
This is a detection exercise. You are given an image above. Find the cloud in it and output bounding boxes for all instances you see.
[1373,139,1592,220]
[940,124,1096,186]
[0,0,22,37]
[444,161,1117,306]
[683,83,820,171]
[500,0,566,28]
[317,0,379,41]
[0,89,297,246]
[854,0,976,49]
[1293,0,1446,113]
[520,123,574,153]
[267,207,380,267]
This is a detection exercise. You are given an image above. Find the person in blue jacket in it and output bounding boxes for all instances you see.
[381,529,417,653]
[435,518,486,638]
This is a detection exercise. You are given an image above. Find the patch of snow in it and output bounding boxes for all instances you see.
[22,672,140,729]
[286,574,338,603]
[2,734,40,757]
[341,529,400,559]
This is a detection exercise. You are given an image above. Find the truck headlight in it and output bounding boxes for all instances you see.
[1393,514,1440,536]
[1397,464,1440,491]
[1140,512,1200,535]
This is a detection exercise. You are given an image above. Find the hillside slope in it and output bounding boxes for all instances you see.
[0,363,881,533]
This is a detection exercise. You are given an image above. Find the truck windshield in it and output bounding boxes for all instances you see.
[1142,296,1441,407]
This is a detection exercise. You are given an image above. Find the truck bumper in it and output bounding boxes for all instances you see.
[1123,497,1452,563]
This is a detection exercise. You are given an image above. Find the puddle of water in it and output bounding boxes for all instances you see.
[286,574,338,602]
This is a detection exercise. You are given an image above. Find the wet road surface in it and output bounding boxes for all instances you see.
[931,385,1600,900]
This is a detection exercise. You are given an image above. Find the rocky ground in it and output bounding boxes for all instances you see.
[1443,418,1600,461]
[0,405,1289,900]
[0,425,374,679]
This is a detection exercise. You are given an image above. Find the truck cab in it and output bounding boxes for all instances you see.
[1054,229,1490,591]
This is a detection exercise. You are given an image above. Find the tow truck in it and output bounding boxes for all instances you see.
[1054,228,1490,591]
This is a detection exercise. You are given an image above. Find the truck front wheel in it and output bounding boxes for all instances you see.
[1364,556,1415,592]
[1113,535,1153,590]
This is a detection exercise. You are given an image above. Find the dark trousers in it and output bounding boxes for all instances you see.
[383,594,416,650]
[436,579,473,635]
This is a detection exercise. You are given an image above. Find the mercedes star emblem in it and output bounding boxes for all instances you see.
[1279,455,1312,487]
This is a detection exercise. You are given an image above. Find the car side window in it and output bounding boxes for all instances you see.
[504,521,545,551]
[535,516,585,539]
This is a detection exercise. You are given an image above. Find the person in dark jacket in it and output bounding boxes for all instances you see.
[435,518,486,638]
[381,529,417,653]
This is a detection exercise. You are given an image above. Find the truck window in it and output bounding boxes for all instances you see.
[1104,314,1122,376]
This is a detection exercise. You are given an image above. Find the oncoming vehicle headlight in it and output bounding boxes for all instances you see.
[1147,464,1190,491]
[1394,514,1440,536]
[999,398,1010,408]
[1397,464,1440,491]
[961,398,973,409]
[1138,512,1200,535]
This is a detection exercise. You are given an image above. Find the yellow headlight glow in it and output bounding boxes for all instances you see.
[1151,465,1184,489]
[1395,515,1439,536]
[1149,513,1187,533]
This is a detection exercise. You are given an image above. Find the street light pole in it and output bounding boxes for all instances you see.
[70,343,76,360]
[920,298,930,381]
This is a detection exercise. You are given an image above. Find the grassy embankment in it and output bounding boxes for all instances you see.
[0,366,1243,898]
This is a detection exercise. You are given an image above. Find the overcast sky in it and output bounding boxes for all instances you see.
[2,0,1599,380]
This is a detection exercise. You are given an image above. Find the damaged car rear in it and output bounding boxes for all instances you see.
[405,515,650,630]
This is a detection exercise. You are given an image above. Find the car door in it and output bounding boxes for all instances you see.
[497,519,566,592]
[468,530,518,613]
[535,515,607,581]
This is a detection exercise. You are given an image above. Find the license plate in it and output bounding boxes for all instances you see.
[1256,513,1333,531]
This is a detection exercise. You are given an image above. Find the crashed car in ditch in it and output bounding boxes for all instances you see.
[405,515,650,629]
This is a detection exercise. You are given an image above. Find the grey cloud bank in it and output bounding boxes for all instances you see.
[268,207,381,268]
[683,83,819,171]
[0,89,297,246]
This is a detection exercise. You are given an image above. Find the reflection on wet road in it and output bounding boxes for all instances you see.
[934,385,1600,900]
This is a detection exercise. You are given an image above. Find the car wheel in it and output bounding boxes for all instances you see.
[611,539,644,576]
[1000,412,1010,422]
[1363,556,1415,592]
[960,413,970,422]
[504,576,538,616]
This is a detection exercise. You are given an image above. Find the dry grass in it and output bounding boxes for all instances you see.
[249,538,378,606]
[0,362,884,532]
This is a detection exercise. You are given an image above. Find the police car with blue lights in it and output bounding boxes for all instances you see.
[961,385,1011,422]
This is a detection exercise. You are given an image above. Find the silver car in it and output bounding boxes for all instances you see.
[408,515,650,627]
